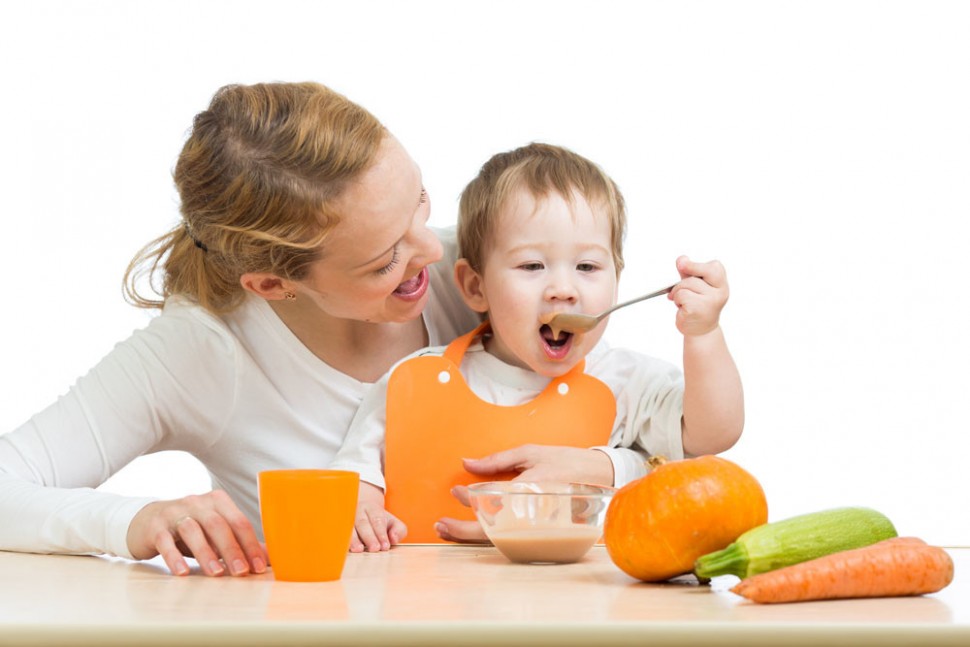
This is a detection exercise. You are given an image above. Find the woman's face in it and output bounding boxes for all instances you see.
[294,136,442,324]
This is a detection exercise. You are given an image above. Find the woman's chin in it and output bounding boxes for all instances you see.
[384,290,431,323]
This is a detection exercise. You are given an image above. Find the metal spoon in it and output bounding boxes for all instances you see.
[542,282,677,335]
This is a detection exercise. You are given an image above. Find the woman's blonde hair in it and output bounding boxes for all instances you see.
[457,142,626,274]
[124,82,386,313]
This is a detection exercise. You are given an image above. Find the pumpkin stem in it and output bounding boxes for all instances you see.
[646,455,668,470]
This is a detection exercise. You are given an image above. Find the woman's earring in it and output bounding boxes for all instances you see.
[283,291,296,301]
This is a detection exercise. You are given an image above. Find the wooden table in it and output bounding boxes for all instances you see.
[1,545,966,646]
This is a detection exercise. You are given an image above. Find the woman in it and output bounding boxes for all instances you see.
[0,82,626,576]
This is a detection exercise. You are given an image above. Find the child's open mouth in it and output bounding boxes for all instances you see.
[539,324,573,360]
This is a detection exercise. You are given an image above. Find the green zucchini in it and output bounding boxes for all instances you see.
[693,506,897,579]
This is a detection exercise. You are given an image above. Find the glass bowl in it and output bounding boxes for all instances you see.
[466,481,615,564]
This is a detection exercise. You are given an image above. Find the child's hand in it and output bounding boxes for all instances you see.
[349,481,408,553]
[669,256,729,337]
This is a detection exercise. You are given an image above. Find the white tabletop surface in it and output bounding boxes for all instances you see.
[1,545,966,646]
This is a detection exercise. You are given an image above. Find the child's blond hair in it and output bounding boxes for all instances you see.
[458,142,626,274]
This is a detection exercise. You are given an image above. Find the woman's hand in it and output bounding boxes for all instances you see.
[461,445,614,486]
[435,445,615,543]
[435,485,490,544]
[126,490,267,577]
[349,481,408,553]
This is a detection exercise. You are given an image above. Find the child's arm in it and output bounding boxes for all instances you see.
[330,373,406,552]
[671,256,744,455]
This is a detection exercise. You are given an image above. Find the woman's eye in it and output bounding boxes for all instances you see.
[377,248,401,275]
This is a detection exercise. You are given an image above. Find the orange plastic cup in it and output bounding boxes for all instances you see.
[258,469,359,582]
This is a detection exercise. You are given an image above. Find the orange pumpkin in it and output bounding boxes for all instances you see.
[604,455,768,582]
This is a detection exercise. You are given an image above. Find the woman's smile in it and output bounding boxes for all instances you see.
[392,267,430,301]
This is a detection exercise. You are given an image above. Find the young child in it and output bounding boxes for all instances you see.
[330,142,743,550]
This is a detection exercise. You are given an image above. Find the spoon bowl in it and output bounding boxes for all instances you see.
[542,282,677,335]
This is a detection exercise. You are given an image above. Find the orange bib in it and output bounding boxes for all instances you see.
[384,322,617,543]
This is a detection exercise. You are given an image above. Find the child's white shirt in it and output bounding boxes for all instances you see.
[331,339,685,490]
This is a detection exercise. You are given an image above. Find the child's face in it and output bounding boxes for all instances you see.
[467,187,618,377]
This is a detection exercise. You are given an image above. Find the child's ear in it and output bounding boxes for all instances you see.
[240,272,297,300]
[454,259,489,313]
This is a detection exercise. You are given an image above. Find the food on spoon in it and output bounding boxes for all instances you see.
[603,455,768,582]
[542,313,593,335]
[694,506,898,579]
[539,311,576,338]
[730,536,954,603]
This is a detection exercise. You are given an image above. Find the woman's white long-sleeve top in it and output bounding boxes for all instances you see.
[0,228,480,559]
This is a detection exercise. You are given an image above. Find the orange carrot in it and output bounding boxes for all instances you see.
[731,537,954,604]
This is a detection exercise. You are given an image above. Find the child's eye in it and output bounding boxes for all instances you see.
[418,188,428,205]
[519,262,544,271]
[577,262,598,272]
[377,247,401,275]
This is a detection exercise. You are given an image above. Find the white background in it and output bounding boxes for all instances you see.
[1,1,967,545]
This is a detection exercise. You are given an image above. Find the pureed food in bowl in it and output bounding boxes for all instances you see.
[467,482,615,564]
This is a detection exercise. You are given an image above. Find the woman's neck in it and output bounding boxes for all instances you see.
[268,300,428,383]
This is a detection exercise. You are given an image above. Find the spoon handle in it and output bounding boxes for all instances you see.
[601,282,677,318]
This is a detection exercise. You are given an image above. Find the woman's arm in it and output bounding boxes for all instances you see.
[0,304,266,575]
